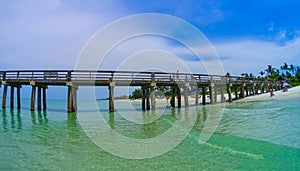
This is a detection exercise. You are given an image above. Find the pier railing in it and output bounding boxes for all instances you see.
[0,70,275,85]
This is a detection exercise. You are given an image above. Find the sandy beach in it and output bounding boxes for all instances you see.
[235,86,300,103]
[119,86,300,105]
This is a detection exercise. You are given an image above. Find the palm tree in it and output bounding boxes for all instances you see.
[281,62,289,75]
[241,73,249,78]
[259,71,265,77]
[290,64,295,74]
[265,65,275,77]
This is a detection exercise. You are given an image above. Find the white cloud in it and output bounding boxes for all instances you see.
[1,0,298,78]
[268,22,274,31]
[214,38,300,75]
[278,30,287,39]
[0,0,128,69]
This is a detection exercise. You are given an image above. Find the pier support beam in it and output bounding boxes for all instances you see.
[146,87,150,110]
[67,86,72,112]
[195,86,199,106]
[31,86,36,111]
[2,85,7,109]
[227,84,232,102]
[221,87,225,103]
[202,87,206,105]
[184,83,189,108]
[252,84,256,95]
[67,84,77,113]
[10,86,14,109]
[214,87,218,103]
[210,83,216,104]
[261,84,265,94]
[17,86,21,109]
[251,84,255,95]
[109,82,115,112]
[277,83,281,91]
[171,86,175,108]
[150,83,156,110]
[240,84,245,98]
[73,87,78,112]
[245,86,249,97]
[37,87,42,111]
[177,86,181,108]
[43,87,47,111]
[142,86,146,111]
[234,87,238,100]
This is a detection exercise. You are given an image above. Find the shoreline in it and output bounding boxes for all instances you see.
[234,86,300,103]
[100,86,300,105]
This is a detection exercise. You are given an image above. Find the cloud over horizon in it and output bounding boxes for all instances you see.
[0,0,299,75]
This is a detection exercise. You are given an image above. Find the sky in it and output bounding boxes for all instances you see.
[1,0,300,99]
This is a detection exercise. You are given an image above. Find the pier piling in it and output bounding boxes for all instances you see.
[202,87,206,105]
[43,87,47,111]
[37,87,42,111]
[146,87,150,110]
[177,86,181,108]
[171,86,175,108]
[10,86,14,109]
[142,86,146,111]
[210,83,216,104]
[2,85,7,109]
[227,84,232,102]
[17,86,21,109]
[184,83,189,107]
[109,82,115,112]
[31,86,36,111]
[195,86,199,106]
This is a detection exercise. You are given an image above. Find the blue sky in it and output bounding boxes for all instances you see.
[1,0,300,99]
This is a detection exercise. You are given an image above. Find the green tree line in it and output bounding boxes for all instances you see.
[129,63,300,100]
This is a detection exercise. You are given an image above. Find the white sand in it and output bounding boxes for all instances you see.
[235,86,300,103]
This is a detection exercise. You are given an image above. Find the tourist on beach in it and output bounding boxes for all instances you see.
[270,89,274,97]
[282,82,290,92]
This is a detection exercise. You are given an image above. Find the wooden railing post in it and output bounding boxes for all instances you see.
[67,71,72,81]
[3,71,6,80]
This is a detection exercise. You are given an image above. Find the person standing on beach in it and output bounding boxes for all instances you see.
[270,89,274,97]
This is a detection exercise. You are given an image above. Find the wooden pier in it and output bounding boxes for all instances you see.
[0,70,281,113]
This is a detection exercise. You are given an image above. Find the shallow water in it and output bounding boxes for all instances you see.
[0,98,299,170]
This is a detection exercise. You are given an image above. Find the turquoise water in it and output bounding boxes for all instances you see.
[0,98,299,170]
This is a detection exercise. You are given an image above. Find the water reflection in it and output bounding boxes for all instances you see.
[1,109,22,131]
[142,111,158,138]
[1,109,8,130]
[16,110,22,130]
[109,112,114,129]
[30,110,48,125]
[10,110,15,129]
[66,112,81,139]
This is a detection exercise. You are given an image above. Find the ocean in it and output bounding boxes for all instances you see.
[0,97,299,170]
